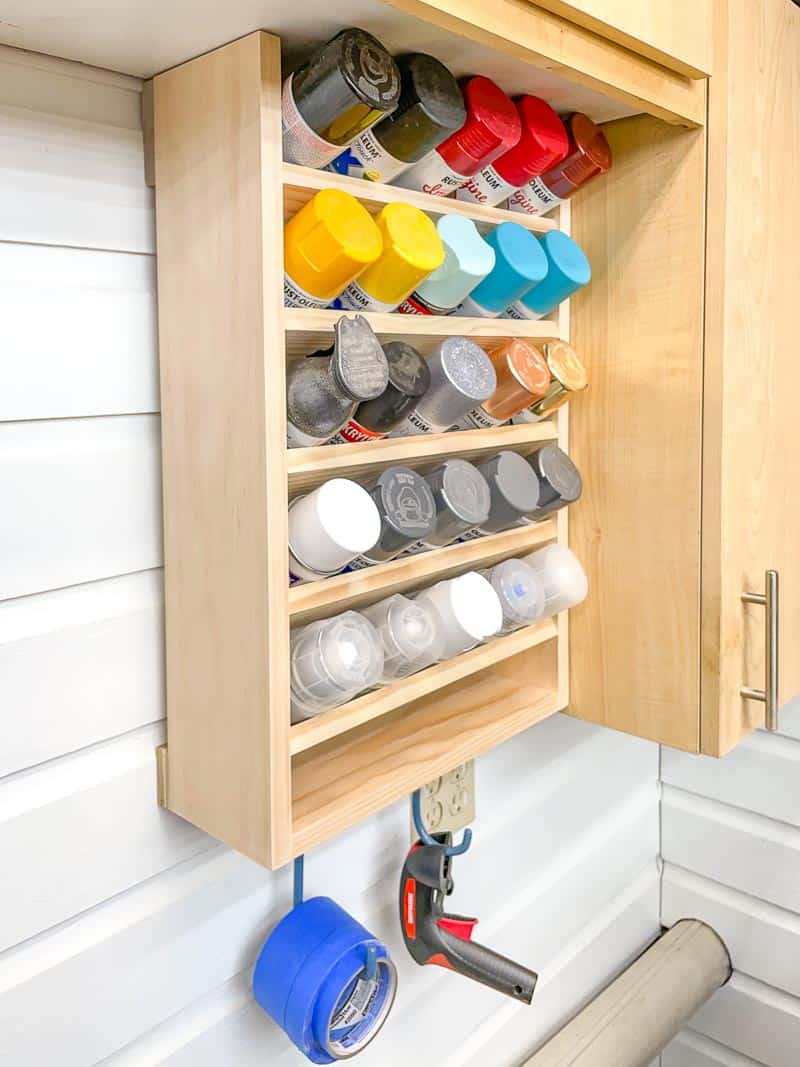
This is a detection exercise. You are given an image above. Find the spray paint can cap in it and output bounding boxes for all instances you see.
[415,337,497,428]
[285,189,383,300]
[329,314,390,400]
[492,96,569,187]
[423,458,492,545]
[539,113,612,199]
[289,479,381,575]
[353,341,431,433]
[290,610,385,718]
[481,339,552,421]
[518,231,591,316]
[467,223,549,313]
[482,557,546,629]
[361,593,442,679]
[437,77,521,178]
[475,450,541,532]
[415,571,503,658]
[523,340,589,419]
[526,444,583,517]
[524,543,589,615]
[356,203,445,305]
[289,29,401,147]
[415,216,496,311]
[369,53,466,163]
[365,466,437,561]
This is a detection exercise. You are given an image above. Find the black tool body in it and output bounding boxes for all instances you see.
[399,833,537,1002]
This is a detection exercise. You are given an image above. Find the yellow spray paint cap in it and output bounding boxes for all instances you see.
[284,189,383,301]
[356,202,445,306]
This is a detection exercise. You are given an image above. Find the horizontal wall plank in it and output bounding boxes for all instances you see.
[0,570,164,778]
[0,243,158,420]
[688,972,800,1067]
[662,786,800,913]
[0,414,162,600]
[661,732,800,827]
[664,1030,764,1067]
[0,724,211,951]
[662,865,800,998]
[0,104,153,252]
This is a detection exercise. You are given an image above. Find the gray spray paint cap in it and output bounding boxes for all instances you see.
[423,459,492,545]
[413,337,497,429]
[475,450,541,533]
[365,466,437,560]
[527,445,583,518]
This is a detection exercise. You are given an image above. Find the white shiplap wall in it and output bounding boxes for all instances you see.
[661,698,800,1067]
[0,44,661,1067]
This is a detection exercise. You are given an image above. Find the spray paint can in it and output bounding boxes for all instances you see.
[388,337,496,436]
[519,445,583,522]
[459,450,542,539]
[282,29,400,169]
[284,189,383,309]
[346,466,437,569]
[512,340,588,423]
[361,593,443,680]
[480,557,546,633]
[524,544,589,615]
[392,77,520,197]
[402,458,492,554]
[457,96,568,207]
[508,113,612,218]
[328,341,431,444]
[290,610,385,719]
[345,53,465,183]
[454,222,548,318]
[453,339,551,429]
[338,203,445,313]
[288,478,381,583]
[397,215,496,316]
[286,316,388,447]
[506,231,591,319]
[414,572,503,657]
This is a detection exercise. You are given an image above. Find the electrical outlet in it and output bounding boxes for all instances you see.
[411,760,476,841]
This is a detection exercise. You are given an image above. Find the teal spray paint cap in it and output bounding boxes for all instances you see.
[413,216,496,312]
[516,231,591,316]
[462,222,548,314]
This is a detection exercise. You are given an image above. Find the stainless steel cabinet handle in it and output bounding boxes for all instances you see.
[741,570,779,731]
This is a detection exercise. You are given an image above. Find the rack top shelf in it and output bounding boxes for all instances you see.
[283,162,558,235]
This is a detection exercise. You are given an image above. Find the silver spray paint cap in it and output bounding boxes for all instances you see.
[423,458,492,545]
[414,337,497,429]
[526,445,583,518]
[474,450,541,533]
[364,466,437,561]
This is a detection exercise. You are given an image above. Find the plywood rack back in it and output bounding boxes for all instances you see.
[152,30,572,869]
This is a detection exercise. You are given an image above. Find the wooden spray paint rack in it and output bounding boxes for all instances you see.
[152,31,572,869]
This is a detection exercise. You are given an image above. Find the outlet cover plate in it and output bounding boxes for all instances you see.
[411,760,476,841]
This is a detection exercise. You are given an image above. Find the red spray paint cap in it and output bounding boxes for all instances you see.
[493,96,569,186]
[438,77,521,177]
[539,113,612,198]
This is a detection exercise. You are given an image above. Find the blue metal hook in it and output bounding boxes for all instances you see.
[412,789,473,857]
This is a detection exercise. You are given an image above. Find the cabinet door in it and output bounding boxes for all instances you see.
[702,0,800,754]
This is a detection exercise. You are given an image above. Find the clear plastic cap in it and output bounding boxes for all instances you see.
[415,571,503,658]
[290,611,384,721]
[481,558,545,632]
[524,544,588,616]
[362,594,442,680]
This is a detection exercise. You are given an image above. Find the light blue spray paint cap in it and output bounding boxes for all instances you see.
[414,216,496,311]
[518,230,591,315]
[467,222,549,314]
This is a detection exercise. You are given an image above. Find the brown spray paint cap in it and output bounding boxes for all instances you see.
[539,114,612,200]
[482,339,552,421]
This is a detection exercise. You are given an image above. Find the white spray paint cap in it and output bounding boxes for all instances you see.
[290,610,384,720]
[289,478,381,575]
[524,544,588,615]
[415,571,503,658]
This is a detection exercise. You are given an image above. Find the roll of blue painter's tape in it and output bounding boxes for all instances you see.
[253,897,397,1064]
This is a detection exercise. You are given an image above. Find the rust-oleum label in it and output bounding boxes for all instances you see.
[508,176,564,217]
[457,165,518,207]
[349,129,408,184]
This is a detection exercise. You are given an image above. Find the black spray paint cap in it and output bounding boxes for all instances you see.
[475,450,541,533]
[370,53,466,163]
[365,466,437,561]
[290,29,401,146]
[352,341,431,433]
[527,445,583,518]
[423,458,492,545]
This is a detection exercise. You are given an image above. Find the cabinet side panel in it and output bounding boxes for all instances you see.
[702,0,800,755]
[569,114,706,751]
[154,33,291,866]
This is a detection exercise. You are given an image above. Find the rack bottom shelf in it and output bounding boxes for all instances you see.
[291,637,561,854]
